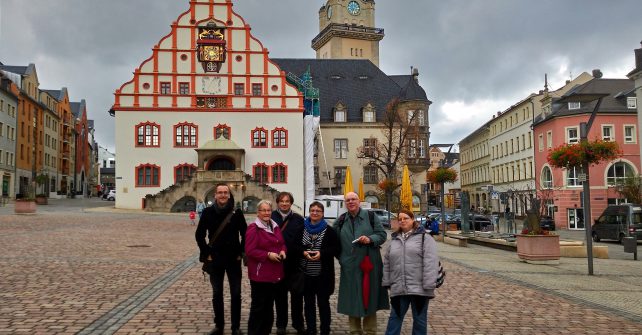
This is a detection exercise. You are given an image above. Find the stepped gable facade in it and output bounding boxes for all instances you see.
[111,0,304,210]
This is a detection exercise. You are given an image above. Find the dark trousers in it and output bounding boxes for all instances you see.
[275,271,305,330]
[209,257,242,331]
[303,275,332,335]
[248,281,279,335]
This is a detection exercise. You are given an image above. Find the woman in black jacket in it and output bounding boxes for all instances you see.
[298,201,340,335]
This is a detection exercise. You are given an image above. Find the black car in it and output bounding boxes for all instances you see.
[540,215,555,231]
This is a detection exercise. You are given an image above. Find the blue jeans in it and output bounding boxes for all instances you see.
[384,295,429,335]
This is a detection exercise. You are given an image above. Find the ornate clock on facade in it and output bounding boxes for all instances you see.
[196,21,226,73]
[347,1,360,15]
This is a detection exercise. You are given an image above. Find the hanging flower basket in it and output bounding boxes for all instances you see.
[427,167,458,184]
[547,139,621,169]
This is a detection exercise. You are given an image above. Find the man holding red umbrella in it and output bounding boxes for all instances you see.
[335,192,389,335]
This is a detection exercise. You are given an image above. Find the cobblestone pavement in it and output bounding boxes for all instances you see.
[1,200,642,334]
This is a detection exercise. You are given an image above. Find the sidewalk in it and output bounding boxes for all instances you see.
[1,208,642,334]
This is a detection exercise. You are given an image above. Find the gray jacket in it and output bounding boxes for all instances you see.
[382,226,439,298]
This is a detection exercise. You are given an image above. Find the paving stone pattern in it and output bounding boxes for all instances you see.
[1,202,642,334]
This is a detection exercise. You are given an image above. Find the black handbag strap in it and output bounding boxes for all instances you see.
[209,210,235,245]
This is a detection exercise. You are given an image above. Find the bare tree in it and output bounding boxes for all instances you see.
[356,98,420,211]
[616,176,642,204]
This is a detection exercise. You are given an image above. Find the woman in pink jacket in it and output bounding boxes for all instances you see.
[245,199,287,335]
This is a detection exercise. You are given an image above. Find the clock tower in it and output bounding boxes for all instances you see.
[312,0,384,67]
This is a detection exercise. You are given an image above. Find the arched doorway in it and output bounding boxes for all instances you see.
[207,157,235,171]
[171,196,196,212]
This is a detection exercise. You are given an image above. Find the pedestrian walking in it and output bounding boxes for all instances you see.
[383,209,440,335]
[245,200,287,335]
[195,183,247,335]
[335,192,389,335]
[272,192,306,335]
[196,197,206,219]
[298,201,340,335]
[189,210,197,225]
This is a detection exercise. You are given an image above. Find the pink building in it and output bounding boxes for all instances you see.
[533,77,639,230]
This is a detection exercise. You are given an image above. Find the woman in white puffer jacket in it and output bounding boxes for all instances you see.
[382,209,440,335]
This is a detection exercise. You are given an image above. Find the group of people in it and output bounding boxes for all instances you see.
[195,183,441,335]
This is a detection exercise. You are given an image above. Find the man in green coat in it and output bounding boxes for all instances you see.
[335,192,389,335]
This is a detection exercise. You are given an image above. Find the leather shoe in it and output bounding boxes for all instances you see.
[231,330,243,335]
[208,327,223,335]
[295,327,307,335]
[276,328,286,335]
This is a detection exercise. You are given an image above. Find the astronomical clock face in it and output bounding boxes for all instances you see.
[201,45,223,62]
[347,1,360,15]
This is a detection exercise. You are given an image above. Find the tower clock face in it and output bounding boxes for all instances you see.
[347,1,360,15]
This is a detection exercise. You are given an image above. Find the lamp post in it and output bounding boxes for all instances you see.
[558,91,608,275]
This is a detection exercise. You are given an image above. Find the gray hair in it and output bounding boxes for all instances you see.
[257,199,273,212]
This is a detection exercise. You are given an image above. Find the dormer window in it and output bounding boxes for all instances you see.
[568,102,581,110]
[362,104,375,122]
[628,97,637,109]
[334,103,347,122]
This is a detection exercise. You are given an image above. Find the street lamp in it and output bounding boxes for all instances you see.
[558,91,608,275]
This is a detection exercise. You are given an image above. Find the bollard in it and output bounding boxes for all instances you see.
[622,237,638,260]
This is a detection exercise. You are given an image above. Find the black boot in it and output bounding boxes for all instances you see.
[208,327,223,335]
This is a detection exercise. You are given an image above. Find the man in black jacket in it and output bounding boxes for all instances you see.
[271,192,306,335]
[196,183,246,335]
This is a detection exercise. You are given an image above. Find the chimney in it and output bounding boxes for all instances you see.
[592,69,603,78]
[412,67,419,83]
[635,41,642,70]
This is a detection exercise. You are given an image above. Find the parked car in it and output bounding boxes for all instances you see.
[107,190,116,201]
[540,215,555,231]
[592,204,642,243]
[369,209,396,228]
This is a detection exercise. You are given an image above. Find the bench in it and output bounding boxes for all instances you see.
[444,235,468,247]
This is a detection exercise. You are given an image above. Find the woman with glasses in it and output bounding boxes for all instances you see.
[245,200,287,335]
[296,201,340,335]
[382,209,440,335]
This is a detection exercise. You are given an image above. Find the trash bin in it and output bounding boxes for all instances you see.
[623,237,637,253]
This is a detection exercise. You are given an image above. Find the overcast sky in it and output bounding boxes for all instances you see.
[1,0,641,153]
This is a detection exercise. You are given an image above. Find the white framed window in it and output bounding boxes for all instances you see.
[334,109,346,122]
[541,166,553,189]
[334,139,348,159]
[409,139,417,158]
[627,97,637,109]
[601,125,614,141]
[566,127,579,144]
[363,109,375,122]
[568,102,581,110]
[419,139,426,158]
[546,131,552,149]
[624,125,637,143]
[607,162,635,186]
[538,134,544,152]
[566,166,582,187]
[417,110,425,126]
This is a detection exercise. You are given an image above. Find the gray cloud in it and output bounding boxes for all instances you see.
[1,0,641,152]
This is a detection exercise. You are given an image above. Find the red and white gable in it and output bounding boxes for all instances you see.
[113,0,304,209]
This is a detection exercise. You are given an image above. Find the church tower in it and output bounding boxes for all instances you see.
[312,0,384,67]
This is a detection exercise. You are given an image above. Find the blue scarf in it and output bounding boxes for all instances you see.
[304,216,327,235]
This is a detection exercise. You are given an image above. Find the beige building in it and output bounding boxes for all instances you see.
[276,0,431,211]
[459,123,491,211]
[313,0,384,67]
[40,90,61,196]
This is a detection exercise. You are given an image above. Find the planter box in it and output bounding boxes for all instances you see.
[516,234,560,264]
[15,200,37,214]
[35,196,48,205]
